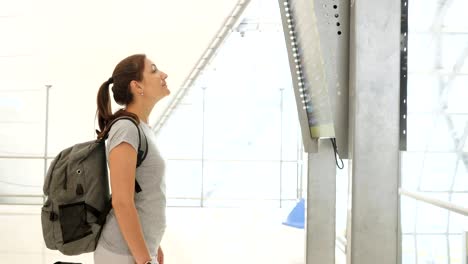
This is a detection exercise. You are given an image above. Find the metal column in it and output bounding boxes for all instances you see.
[347,0,401,263]
[306,140,336,264]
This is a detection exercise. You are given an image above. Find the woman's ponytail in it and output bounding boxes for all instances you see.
[96,79,113,138]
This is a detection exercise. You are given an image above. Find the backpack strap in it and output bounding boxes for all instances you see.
[96,116,149,226]
[103,116,148,168]
[102,116,148,193]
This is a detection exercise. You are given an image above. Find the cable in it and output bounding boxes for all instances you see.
[330,138,344,169]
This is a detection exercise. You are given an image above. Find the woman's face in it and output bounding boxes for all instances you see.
[139,58,169,101]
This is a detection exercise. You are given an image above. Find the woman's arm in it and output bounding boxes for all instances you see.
[157,246,164,264]
[109,142,152,264]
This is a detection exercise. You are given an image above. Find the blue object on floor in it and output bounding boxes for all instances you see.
[282,198,305,229]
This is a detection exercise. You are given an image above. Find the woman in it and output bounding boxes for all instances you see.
[94,54,169,264]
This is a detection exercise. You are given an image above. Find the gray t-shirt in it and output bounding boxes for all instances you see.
[99,119,166,256]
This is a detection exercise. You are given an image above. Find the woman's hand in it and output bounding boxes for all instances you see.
[157,246,164,264]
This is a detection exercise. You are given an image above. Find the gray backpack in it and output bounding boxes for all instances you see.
[41,116,148,255]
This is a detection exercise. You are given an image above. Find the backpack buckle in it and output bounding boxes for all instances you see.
[76,184,84,196]
[49,211,58,221]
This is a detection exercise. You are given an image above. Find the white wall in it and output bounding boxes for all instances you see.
[0,0,239,156]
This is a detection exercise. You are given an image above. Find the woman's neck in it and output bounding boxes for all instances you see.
[125,104,151,124]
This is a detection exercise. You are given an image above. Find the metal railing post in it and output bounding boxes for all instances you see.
[463,231,468,264]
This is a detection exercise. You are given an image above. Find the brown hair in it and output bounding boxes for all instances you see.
[96,54,147,139]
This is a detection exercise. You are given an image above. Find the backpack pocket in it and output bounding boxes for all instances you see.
[41,202,57,249]
[58,202,92,244]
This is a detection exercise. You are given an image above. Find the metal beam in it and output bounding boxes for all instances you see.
[152,0,251,134]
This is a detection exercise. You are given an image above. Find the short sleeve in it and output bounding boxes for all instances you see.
[106,119,140,154]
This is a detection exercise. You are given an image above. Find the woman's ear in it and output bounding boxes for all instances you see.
[129,80,143,95]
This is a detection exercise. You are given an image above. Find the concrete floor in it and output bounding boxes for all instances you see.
[0,205,345,264]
